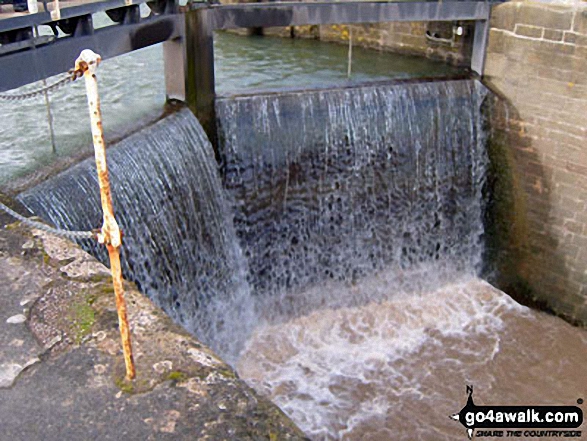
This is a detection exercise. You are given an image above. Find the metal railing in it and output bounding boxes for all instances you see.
[1,51,136,380]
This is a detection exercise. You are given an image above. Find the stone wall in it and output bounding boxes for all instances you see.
[0,202,307,439]
[258,21,474,66]
[317,22,474,65]
[484,0,587,323]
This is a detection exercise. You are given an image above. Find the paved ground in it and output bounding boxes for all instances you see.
[0,196,307,440]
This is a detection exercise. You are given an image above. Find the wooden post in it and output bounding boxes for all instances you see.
[50,0,60,21]
[27,0,38,14]
[75,49,136,381]
[185,8,218,157]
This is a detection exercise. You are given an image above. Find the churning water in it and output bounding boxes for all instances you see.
[218,79,587,438]
[237,276,587,440]
[15,76,587,440]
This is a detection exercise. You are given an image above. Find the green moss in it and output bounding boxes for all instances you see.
[5,222,20,230]
[97,284,115,295]
[113,373,155,394]
[218,368,237,379]
[89,274,112,284]
[114,377,135,394]
[68,293,96,344]
[480,94,528,289]
[167,371,188,383]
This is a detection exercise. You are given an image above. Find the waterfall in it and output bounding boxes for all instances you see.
[18,79,490,362]
[217,79,489,321]
[18,109,255,361]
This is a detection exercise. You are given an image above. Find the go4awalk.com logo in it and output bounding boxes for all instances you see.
[450,386,583,439]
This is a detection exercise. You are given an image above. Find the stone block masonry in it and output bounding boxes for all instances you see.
[484,0,587,324]
[241,19,474,66]
[317,21,473,66]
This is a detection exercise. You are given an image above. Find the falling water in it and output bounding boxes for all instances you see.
[16,79,587,439]
[217,79,489,321]
[216,79,587,440]
[18,109,255,360]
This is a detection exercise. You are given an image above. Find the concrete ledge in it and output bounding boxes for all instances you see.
[0,220,307,440]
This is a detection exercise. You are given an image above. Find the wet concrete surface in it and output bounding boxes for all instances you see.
[0,212,307,440]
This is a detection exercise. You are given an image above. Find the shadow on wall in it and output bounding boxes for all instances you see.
[482,85,581,326]
[481,0,587,326]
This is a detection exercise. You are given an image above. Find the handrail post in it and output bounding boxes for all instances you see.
[75,49,136,381]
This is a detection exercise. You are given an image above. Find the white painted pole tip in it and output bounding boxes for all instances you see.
[75,50,102,74]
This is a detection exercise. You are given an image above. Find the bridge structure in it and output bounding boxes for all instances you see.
[0,0,498,139]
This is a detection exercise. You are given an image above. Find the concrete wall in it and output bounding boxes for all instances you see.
[484,0,587,323]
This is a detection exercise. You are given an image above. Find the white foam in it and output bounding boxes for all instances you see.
[237,275,532,439]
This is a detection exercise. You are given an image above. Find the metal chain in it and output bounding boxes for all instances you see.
[1,65,90,239]
[0,69,82,102]
[0,201,95,239]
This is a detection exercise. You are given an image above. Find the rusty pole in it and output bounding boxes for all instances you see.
[75,49,136,380]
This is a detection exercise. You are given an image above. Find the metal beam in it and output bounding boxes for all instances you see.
[0,0,152,34]
[0,15,181,92]
[0,1,496,92]
[208,1,492,30]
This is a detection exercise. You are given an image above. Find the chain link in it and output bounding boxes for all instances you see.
[0,201,96,240]
[0,69,82,102]
[0,65,91,239]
